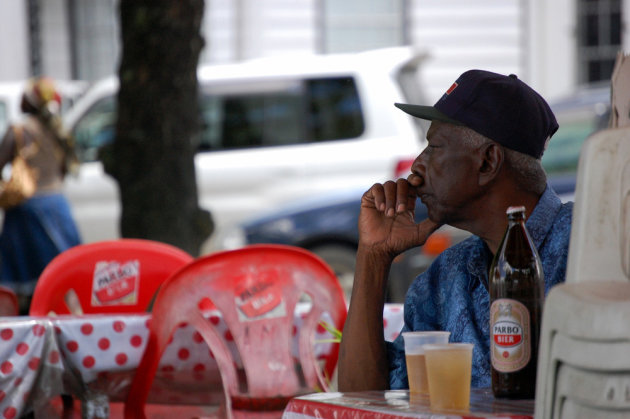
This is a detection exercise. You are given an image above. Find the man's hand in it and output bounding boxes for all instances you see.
[359,176,441,258]
[338,175,443,392]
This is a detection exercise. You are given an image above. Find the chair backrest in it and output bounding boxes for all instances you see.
[565,127,630,283]
[124,244,347,418]
[535,127,630,419]
[29,239,193,315]
[0,286,18,316]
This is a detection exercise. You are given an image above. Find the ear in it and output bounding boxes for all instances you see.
[478,142,503,186]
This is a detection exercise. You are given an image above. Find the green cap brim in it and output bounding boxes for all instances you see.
[394,103,463,126]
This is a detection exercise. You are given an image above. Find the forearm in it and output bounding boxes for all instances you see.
[337,245,392,391]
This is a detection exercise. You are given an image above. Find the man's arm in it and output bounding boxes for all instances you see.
[337,244,392,391]
[337,178,440,391]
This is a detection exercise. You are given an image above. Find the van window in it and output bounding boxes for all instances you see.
[72,96,116,162]
[199,84,304,150]
[308,77,364,142]
[71,76,364,162]
[198,76,364,151]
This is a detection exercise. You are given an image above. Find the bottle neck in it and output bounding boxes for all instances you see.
[507,211,526,224]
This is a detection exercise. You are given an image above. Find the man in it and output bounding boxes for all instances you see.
[337,70,573,391]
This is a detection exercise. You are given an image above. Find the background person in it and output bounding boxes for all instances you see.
[0,77,81,314]
[338,70,573,391]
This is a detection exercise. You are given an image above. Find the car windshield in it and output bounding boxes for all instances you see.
[72,95,117,162]
[542,117,597,176]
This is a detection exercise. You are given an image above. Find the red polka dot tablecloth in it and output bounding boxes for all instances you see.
[0,303,404,418]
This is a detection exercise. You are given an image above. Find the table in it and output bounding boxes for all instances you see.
[282,389,535,419]
[0,304,404,418]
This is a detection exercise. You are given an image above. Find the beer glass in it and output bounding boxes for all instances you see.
[402,331,450,395]
[423,343,474,411]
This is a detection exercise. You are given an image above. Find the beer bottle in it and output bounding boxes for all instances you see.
[489,206,544,399]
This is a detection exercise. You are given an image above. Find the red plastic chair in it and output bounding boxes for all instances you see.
[124,244,348,419]
[29,239,193,315]
[0,286,18,316]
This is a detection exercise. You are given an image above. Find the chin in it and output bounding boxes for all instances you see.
[425,209,444,225]
[427,208,458,227]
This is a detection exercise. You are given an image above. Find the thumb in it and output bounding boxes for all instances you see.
[415,218,443,247]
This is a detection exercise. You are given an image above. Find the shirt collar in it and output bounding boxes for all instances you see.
[466,184,563,288]
[524,184,563,249]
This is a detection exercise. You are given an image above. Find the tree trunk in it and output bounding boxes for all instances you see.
[103,0,212,256]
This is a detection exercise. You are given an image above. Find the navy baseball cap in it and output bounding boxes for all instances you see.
[395,70,558,159]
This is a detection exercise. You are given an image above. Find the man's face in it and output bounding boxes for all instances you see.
[409,121,484,225]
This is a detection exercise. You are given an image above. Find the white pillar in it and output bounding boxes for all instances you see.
[0,0,30,79]
[622,0,630,52]
[525,0,576,100]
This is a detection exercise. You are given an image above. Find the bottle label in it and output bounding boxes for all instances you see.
[490,298,531,372]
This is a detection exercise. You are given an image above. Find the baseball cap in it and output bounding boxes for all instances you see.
[395,70,558,159]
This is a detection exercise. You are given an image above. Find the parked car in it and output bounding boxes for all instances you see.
[541,83,610,188]
[215,84,609,301]
[60,47,429,253]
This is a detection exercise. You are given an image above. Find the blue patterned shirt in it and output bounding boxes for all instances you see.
[386,186,573,389]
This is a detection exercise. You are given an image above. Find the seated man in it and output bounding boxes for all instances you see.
[338,70,573,390]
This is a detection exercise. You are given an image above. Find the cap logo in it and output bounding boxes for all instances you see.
[445,82,458,95]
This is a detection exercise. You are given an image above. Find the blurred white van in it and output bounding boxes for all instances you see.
[61,47,429,253]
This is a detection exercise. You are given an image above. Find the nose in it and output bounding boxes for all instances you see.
[412,151,427,175]
[408,153,426,186]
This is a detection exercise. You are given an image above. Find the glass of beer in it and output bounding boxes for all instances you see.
[423,343,474,411]
[402,331,451,395]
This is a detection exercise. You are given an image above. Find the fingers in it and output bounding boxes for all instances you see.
[395,178,413,214]
[365,179,417,217]
[382,181,398,217]
[365,183,386,211]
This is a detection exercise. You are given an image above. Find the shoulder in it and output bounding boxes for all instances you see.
[412,234,483,286]
[21,116,44,136]
[545,201,573,245]
[540,201,573,290]
[404,235,483,312]
[1,124,21,148]
[529,186,573,248]
[557,201,573,222]
[428,235,483,272]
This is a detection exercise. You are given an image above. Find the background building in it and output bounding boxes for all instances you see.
[0,0,625,102]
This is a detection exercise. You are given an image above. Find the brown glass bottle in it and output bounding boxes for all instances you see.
[489,206,544,399]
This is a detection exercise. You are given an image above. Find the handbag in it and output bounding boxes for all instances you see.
[0,126,38,209]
